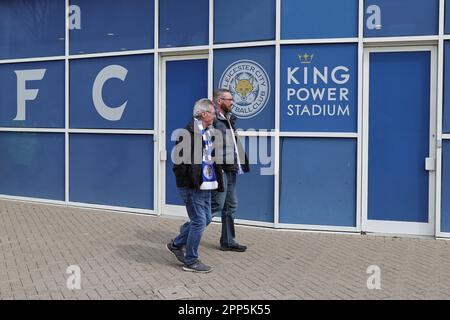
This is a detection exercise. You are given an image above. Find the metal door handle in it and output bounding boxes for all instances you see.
[160,150,167,161]
[425,157,435,171]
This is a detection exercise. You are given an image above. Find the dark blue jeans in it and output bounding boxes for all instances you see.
[212,171,238,247]
[172,188,212,265]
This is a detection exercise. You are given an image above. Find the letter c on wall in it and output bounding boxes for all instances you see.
[92,65,128,121]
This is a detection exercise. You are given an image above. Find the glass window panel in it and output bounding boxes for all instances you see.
[446,0,450,34]
[0,0,65,59]
[0,132,65,200]
[159,0,208,48]
[441,141,450,232]
[214,0,275,44]
[280,43,358,132]
[213,46,275,130]
[69,134,154,209]
[282,0,358,39]
[0,60,65,128]
[70,0,154,55]
[364,0,438,37]
[235,136,274,223]
[444,41,450,133]
[280,138,356,227]
[70,54,154,129]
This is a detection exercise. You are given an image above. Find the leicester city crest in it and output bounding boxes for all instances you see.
[203,165,214,180]
[219,60,270,119]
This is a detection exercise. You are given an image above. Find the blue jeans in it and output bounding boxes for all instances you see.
[212,171,237,247]
[172,188,212,265]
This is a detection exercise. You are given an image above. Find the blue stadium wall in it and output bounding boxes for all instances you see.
[0,0,450,237]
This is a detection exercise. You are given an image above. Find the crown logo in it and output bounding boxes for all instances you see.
[298,53,314,64]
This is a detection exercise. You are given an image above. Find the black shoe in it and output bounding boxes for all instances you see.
[166,242,185,264]
[182,260,213,273]
[220,243,247,252]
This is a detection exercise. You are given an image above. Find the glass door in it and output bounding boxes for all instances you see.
[160,55,209,216]
[362,46,437,236]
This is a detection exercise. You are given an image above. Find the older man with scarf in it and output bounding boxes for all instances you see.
[167,98,224,273]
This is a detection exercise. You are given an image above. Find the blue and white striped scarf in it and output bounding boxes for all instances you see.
[195,118,218,190]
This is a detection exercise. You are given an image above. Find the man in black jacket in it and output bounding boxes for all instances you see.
[211,89,249,252]
[167,98,223,273]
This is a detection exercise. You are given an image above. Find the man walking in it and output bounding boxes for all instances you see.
[167,98,223,273]
[211,89,249,252]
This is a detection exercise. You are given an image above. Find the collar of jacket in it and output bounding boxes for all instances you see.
[186,118,195,132]
[186,118,213,133]
[214,106,237,125]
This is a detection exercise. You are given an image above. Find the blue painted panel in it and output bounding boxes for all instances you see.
[280,138,356,227]
[159,0,208,48]
[368,51,430,222]
[0,133,64,200]
[282,0,358,39]
[0,0,64,59]
[0,61,65,128]
[70,54,153,129]
[214,46,275,130]
[446,0,450,34]
[214,0,275,44]
[70,0,154,54]
[444,41,450,133]
[166,59,208,206]
[235,136,274,223]
[441,141,450,232]
[364,0,438,37]
[70,134,153,209]
[280,43,358,132]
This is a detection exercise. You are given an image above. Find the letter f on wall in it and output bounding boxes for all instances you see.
[14,69,46,121]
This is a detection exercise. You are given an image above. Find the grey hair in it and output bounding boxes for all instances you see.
[193,98,214,118]
[213,88,231,104]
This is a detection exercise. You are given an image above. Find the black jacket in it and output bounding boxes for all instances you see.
[172,119,224,192]
[213,109,250,173]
